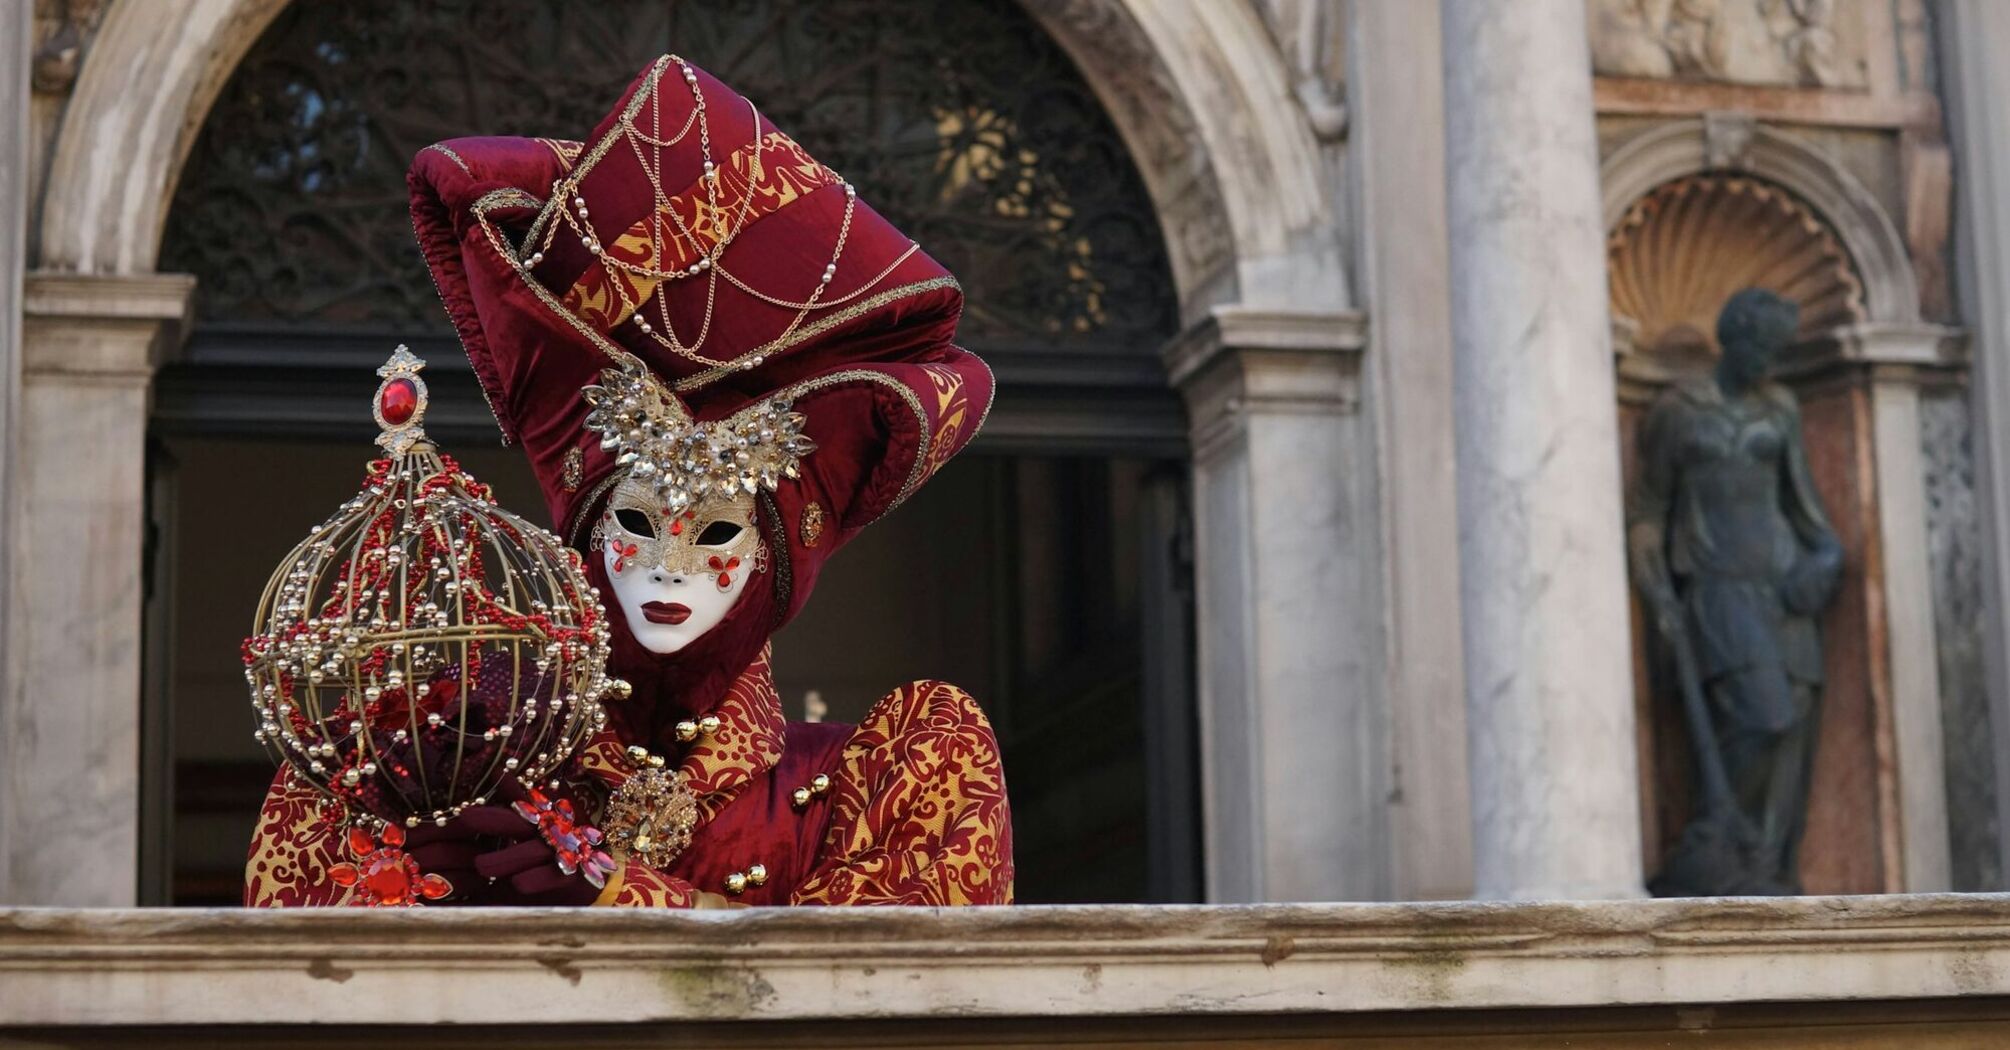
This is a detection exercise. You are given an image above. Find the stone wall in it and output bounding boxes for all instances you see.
[1921,385,1999,890]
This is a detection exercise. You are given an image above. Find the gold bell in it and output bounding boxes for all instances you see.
[746,863,768,887]
[607,678,633,700]
[791,786,812,808]
[724,871,748,895]
[698,715,722,736]
[626,745,650,764]
[674,720,699,742]
[810,773,832,795]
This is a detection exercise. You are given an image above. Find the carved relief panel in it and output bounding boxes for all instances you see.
[1589,0,1872,88]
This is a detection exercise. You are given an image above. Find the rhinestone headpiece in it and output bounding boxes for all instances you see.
[581,353,815,514]
[242,349,621,834]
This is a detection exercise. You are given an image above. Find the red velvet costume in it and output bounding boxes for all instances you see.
[246,55,1012,908]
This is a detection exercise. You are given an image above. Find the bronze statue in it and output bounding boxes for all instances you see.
[1628,287,1843,896]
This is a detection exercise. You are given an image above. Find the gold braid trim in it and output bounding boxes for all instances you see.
[523,55,673,257]
[425,142,473,175]
[668,276,961,392]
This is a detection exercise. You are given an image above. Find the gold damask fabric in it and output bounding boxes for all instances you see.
[243,654,1012,908]
[792,680,1014,906]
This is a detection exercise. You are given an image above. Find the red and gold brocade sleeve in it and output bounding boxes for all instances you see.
[591,855,703,907]
[244,769,359,907]
[245,762,702,908]
[790,680,1014,906]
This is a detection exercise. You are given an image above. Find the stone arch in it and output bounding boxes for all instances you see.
[42,0,1346,324]
[1600,118,1921,324]
[1021,0,1348,322]
[36,0,287,274]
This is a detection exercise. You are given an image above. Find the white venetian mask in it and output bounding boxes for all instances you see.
[596,474,765,654]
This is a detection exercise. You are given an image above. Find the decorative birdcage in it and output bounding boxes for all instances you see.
[242,347,622,835]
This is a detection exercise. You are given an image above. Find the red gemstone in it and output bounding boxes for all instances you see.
[379,378,419,425]
[367,863,412,904]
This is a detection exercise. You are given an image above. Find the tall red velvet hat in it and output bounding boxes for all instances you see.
[408,55,991,633]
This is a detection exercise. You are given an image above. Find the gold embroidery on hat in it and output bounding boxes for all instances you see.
[800,501,826,548]
[562,446,585,491]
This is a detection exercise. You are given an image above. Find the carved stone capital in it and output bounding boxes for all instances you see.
[1163,307,1367,458]
[21,271,195,381]
[1778,321,1970,386]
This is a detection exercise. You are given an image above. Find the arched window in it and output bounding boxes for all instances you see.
[161,0,1174,350]
[153,0,1195,905]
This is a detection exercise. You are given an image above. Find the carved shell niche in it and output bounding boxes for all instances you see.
[1607,174,1865,361]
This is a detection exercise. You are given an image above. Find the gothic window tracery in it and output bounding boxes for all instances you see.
[160,0,1176,350]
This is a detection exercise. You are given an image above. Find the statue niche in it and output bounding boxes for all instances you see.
[1627,288,1843,895]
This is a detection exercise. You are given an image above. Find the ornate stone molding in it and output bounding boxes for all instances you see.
[21,271,194,378]
[1257,0,1347,141]
[1776,320,1970,386]
[1163,306,1366,460]
[1022,0,1348,320]
[1601,118,1923,324]
[7,896,2010,1025]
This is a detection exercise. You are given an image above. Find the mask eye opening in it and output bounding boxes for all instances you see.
[614,507,656,538]
[694,520,744,546]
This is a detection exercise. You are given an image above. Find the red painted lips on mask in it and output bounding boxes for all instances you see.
[642,601,692,625]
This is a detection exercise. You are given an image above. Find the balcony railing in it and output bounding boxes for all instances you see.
[5,894,2010,1044]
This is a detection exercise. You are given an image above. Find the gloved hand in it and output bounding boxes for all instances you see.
[400,780,614,906]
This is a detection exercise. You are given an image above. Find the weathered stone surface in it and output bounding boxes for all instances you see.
[1588,0,1873,89]
[6,896,2010,1027]
[1922,388,2000,891]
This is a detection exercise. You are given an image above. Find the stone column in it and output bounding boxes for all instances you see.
[1165,306,1379,902]
[1440,0,1644,899]
[1938,0,2010,888]
[0,273,192,906]
[0,0,26,845]
[1345,0,1473,901]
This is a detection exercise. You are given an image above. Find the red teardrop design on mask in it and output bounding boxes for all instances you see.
[379,378,420,425]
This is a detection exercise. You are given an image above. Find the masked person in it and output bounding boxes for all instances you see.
[246,54,1012,908]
